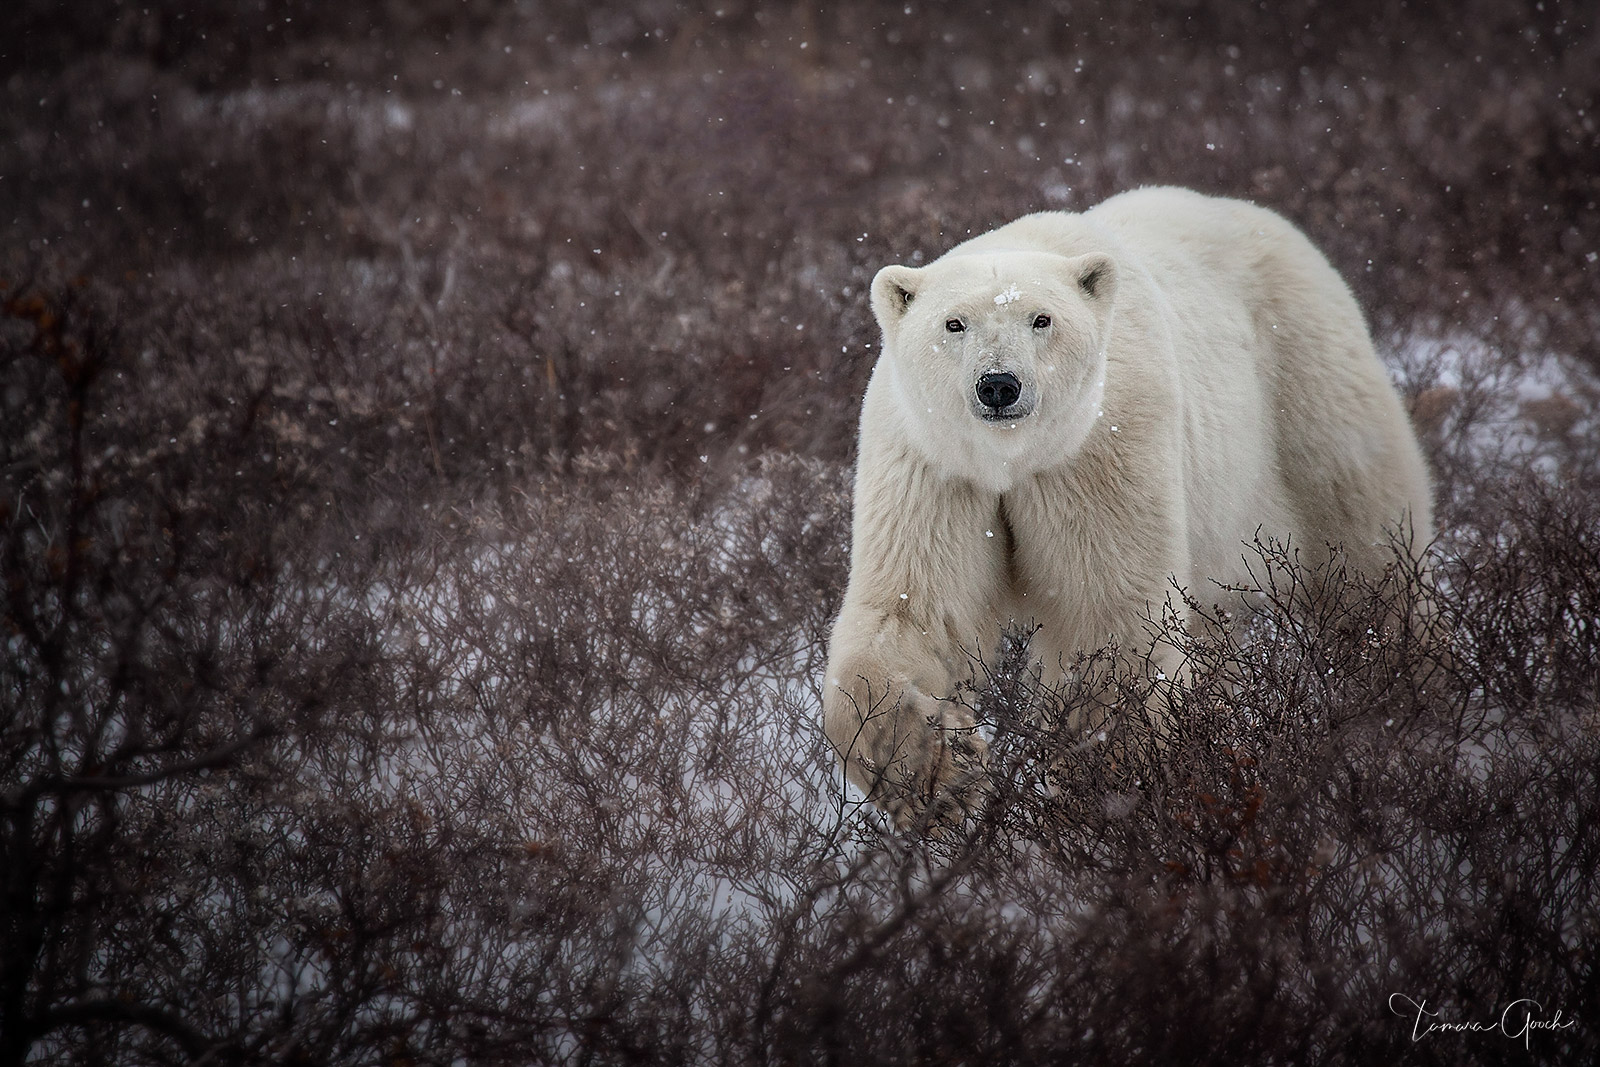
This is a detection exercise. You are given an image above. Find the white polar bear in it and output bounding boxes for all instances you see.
[823,186,1433,824]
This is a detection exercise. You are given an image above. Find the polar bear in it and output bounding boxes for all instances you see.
[823,186,1433,825]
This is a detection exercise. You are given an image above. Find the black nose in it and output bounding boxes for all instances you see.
[975,371,1022,411]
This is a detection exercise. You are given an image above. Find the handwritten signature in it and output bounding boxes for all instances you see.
[1389,994,1578,1049]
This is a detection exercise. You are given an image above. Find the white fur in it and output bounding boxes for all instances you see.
[823,187,1434,823]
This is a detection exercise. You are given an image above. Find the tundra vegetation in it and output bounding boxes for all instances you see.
[2,1,1597,1064]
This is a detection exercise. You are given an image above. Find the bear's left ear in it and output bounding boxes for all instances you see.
[870,264,923,333]
[1066,252,1117,304]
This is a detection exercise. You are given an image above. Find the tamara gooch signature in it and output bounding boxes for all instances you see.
[1389,994,1579,1049]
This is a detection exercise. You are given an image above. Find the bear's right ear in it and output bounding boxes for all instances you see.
[870,265,922,332]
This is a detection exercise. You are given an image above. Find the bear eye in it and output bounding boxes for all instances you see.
[945,318,965,333]
[1033,313,1052,329]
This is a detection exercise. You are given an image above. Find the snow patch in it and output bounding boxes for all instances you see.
[1389,334,1600,491]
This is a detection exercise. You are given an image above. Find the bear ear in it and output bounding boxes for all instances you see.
[1068,252,1117,303]
[870,265,923,329]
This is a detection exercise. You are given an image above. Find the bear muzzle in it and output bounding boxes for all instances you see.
[973,371,1035,421]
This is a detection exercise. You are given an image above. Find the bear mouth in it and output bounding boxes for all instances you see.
[975,403,1035,423]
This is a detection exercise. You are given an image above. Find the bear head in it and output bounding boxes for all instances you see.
[869,250,1117,491]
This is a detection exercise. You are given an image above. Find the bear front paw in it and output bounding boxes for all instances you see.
[857,688,991,831]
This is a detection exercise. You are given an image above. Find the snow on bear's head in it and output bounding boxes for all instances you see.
[869,249,1117,491]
